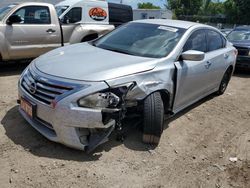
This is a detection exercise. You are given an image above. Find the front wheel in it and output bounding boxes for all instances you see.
[142,92,164,145]
[217,68,232,95]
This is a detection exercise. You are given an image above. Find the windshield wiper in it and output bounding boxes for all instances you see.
[99,46,133,55]
[107,48,132,55]
[94,44,136,56]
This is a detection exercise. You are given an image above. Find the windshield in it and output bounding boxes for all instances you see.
[55,6,69,17]
[227,30,250,41]
[94,23,186,58]
[0,4,16,21]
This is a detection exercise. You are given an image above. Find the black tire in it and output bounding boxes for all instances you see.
[81,34,98,42]
[217,68,232,95]
[142,92,164,145]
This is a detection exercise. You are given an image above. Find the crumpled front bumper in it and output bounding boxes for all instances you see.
[18,78,116,151]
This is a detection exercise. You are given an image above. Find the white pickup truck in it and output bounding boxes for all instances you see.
[0,0,132,62]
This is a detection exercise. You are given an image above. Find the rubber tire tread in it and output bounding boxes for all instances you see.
[217,68,232,95]
[143,92,164,145]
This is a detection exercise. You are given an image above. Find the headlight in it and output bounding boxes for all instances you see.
[78,82,135,109]
[78,92,120,108]
[248,50,250,56]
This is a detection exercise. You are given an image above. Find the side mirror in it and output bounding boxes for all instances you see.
[7,15,22,25]
[181,50,205,61]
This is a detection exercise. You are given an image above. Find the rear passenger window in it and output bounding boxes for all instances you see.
[63,7,82,24]
[183,30,206,52]
[207,30,223,51]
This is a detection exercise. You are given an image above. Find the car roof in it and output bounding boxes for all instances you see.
[133,19,206,29]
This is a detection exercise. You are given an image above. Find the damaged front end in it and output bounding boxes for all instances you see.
[78,82,136,152]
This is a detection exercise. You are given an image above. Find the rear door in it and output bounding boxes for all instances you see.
[204,29,232,89]
[173,29,212,112]
[5,5,61,60]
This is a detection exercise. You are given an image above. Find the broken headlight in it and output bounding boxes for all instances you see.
[78,92,120,108]
[78,82,136,109]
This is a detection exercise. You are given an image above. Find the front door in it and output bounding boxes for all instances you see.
[173,29,211,112]
[5,5,61,60]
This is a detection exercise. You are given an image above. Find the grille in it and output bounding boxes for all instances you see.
[21,69,74,106]
[235,46,249,56]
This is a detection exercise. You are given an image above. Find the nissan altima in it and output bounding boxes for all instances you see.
[18,19,237,152]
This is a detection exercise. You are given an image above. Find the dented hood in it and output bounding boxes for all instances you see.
[34,43,157,81]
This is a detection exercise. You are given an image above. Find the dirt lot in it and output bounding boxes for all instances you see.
[0,63,249,188]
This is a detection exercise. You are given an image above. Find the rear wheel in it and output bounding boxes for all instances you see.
[81,33,98,42]
[217,68,232,95]
[142,92,164,145]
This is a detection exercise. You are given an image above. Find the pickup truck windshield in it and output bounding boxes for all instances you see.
[0,4,16,21]
[55,6,69,16]
[94,23,186,58]
[227,30,250,41]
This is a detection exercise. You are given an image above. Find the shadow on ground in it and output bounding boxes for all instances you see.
[233,69,250,78]
[1,106,146,161]
[1,92,217,161]
[0,62,29,77]
[1,106,101,161]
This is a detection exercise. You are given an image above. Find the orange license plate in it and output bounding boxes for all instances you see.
[20,98,34,118]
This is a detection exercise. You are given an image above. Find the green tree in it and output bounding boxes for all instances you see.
[224,0,238,23]
[167,0,203,17]
[167,0,250,24]
[199,0,211,15]
[138,2,160,9]
[234,0,250,24]
[206,1,224,15]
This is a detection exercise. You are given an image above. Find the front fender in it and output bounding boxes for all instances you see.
[106,61,176,103]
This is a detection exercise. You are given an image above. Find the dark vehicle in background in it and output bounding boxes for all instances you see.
[227,26,250,69]
[108,3,133,27]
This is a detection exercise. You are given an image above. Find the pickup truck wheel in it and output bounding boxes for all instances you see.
[142,92,164,145]
[81,34,98,42]
[217,68,232,95]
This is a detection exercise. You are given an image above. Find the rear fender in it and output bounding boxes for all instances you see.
[69,24,115,44]
[0,32,9,60]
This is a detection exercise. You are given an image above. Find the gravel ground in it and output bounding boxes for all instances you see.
[0,63,249,188]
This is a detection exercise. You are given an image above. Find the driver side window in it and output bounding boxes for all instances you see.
[183,30,207,52]
[12,6,51,24]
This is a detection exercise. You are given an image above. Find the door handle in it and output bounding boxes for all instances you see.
[46,29,56,33]
[205,61,212,69]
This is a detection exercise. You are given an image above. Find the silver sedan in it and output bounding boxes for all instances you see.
[18,19,237,152]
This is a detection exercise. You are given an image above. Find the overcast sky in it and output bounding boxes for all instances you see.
[107,0,166,9]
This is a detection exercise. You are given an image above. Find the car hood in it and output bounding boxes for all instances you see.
[230,41,250,48]
[34,43,157,81]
